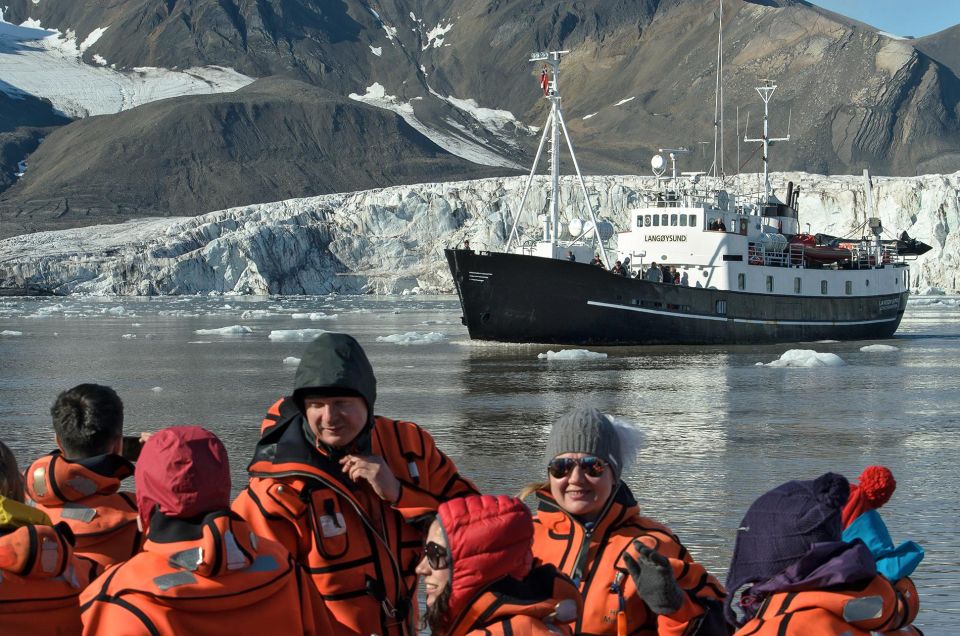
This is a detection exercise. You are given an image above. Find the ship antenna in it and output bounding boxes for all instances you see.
[743,79,789,203]
[506,51,608,266]
[712,0,724,179]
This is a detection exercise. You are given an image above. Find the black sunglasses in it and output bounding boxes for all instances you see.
[547,455,608,479]
[424,540,451,570]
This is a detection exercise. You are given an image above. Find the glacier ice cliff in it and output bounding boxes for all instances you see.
[1,172,957,296]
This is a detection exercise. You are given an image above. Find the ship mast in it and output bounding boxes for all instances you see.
[744,80,789,203]
[506,51,608,266]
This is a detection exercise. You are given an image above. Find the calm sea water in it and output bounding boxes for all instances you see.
[2,294,958,631]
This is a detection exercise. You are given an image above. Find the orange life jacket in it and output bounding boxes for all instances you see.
[447,565,583,636]
[532,486,727,636]
[733,573,921,635]
[0,496,97,636]
[26,452,140,569]
[232,397,479,636]
[80,510,332,636]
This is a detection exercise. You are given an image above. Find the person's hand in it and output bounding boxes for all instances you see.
[340,454,401,503]
[623,541,684,615]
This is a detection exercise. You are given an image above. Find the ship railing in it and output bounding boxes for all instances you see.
[747,242,788,267]
[849,243,899,269]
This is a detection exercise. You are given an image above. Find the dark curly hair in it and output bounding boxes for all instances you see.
[50,384,123,458]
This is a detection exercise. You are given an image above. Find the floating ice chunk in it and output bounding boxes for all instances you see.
[268,328,328,341]
[151,387,163,393]
[291,312,338,320]
[194,325,255,335]
[920,287,945,295]
[860,344,900,352]
[761,349,846,367]
[121,333,136,339]
[538,349,608,361]
[283,356,302,365]
[104,306,126,315]
[240,310,274,319]
[376,331,446,345]
[1,330,23,336]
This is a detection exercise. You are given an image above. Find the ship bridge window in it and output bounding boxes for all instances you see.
[652,215,659,227]
[670,214,678,226]
[636,214,643,227]
[845,281,853,295]
[679,215,687,227]
[661,214,668,226]
[737,273,745,290]
[821,280,828,295]
[715,300,727,315]
[794,277,801,294]
[689,214,697,227]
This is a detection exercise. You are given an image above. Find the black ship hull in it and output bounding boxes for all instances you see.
[445,249,908,345]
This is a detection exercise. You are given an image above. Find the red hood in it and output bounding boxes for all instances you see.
[438,495,533,621]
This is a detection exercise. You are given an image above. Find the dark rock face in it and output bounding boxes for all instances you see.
[1,0,959,238]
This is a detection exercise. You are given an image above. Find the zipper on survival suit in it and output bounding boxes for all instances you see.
[252,469,414,636]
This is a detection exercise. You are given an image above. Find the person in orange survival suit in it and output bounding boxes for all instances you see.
[232,332,479,636]
[25,384,140,569]
[416,494,582,635]
[81,426,331,635]
[724,472,920,635]
[523,407,729,635]
[1,440,97,636]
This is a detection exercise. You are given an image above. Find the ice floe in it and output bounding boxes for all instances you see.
[757,349,846,367]
[121,333,136,339]
[376,331,446,345]
[538,349,608,361]
[283,356,301,365]
[291,312,337,320]
[0,330,23,336]
[194,325,254,335]
[268,328,327,341]
[151,387,163,393]
[860,344,900,352]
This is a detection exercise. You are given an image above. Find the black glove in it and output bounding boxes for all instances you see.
[623,540,684,615]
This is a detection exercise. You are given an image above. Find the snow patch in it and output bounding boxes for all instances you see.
[268,328,327,341]
[860,344,900,352]
[614,97,635,106]
[376,331,446,345]
[758,349,846,367]
[423,22,453,49]
[370,46,382,57]
[194,325,254,335]
[538,349,608,361]
[0,16,255,118]
[583,112,599,120]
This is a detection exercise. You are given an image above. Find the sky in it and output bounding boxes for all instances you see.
[807,0,960,38]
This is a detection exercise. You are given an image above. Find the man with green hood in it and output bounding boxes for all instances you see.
[232,332,478,636]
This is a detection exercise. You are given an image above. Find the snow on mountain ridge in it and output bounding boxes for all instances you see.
[2,173,957,296]
[0,14,254,118]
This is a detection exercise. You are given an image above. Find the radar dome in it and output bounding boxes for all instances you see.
[651,154,665,171]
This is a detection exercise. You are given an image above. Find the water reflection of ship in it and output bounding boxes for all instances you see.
[446,53,931,346]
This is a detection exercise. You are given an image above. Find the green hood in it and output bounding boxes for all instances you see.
[292,332,377,416]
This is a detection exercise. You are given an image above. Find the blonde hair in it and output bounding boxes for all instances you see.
[0,441,24,502]
[517,481,549,501]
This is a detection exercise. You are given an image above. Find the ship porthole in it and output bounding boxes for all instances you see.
[481,312,491,323]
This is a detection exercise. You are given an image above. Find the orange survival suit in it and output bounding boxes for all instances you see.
[26,451,139,569]
[438,495,583,636]
[532,485,727,635]
[80,509,330,635]
[0,495,97,636]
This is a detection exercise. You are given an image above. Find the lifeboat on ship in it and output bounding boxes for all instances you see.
[788,233,852,265]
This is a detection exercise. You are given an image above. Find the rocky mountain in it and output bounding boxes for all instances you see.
[1,0,959,238]
[916,25,960,78]
[2,172,957,296]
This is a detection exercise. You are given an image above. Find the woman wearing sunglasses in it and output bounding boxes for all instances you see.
[415,494,582,635]
[523,406,729,635]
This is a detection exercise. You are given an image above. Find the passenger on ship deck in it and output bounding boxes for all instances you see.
[463,240,472,252]
[522,407,728,635]
[611,260,626,276]
[1,440,97,636]
[681,271,689,286]
[25,384,140,569]
[567,250,576,262]
[646,263,663,283]
[591,254,605,268]
[724,472,922,635]
[717,218,727,232]
[232,332,479,636]
[416,494,582,635]
[81,426,332,635]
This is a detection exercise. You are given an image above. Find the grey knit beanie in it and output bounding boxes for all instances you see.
[543,407,623,478]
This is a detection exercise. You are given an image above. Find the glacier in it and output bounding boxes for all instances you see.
[0,172,957,296]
